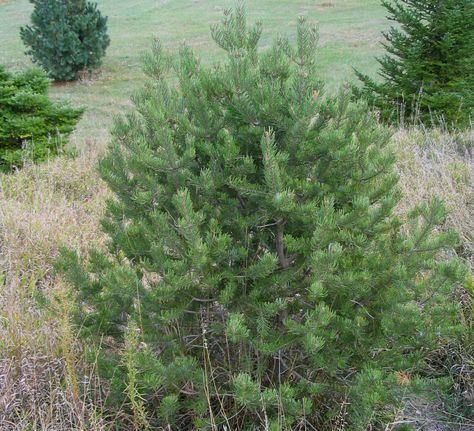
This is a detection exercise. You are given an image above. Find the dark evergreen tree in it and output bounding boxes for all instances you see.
[58,4,466,429]
[354,0,474,126]
[0,65,83,170]
[20,0,110,81]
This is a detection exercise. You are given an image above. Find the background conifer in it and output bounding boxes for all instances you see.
[20,0,110,81]
[354,0,474,126]
[0,65,83,170]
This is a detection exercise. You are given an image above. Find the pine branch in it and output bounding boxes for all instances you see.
[275,219,290,269]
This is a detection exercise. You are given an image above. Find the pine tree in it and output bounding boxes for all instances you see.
[0,65,83,170]
[354,0,474,126]
[58,4,466,429]
[20,0,110,81]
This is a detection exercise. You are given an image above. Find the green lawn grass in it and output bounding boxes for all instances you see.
[0,0,387,149]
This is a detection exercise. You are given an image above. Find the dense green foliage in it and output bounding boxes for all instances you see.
[0,66,83,170]
[20,0,110,81]
[354,0,474,126]
[59,5,466,429]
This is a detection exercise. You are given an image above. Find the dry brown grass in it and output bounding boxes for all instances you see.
[0,148,110,430]
[395,126,474,264]
[0,150,108,274]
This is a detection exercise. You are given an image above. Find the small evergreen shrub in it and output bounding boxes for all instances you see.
[354,0,474,126]
[0,65,83,170]
[20,0,110,82]
[58,5,466,429]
